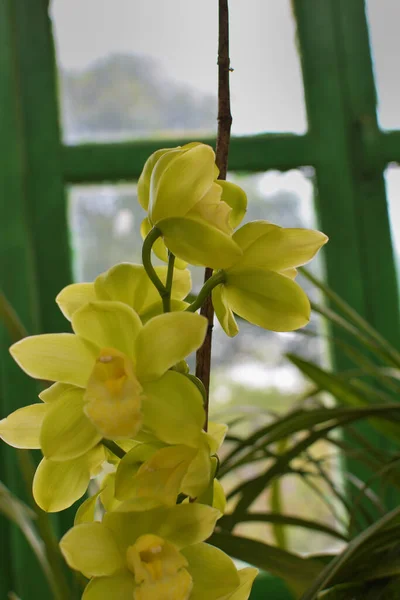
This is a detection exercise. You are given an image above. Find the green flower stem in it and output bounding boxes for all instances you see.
[101,439,126,459]
[186,270,226,313]
[164,251,176,312]
[142,227,167,299]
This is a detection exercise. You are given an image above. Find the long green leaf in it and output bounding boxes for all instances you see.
[210,531,324,597]
[219,512,347,542]
[301,268,400,368]
[300,505,400,600]
[287,354,400,441]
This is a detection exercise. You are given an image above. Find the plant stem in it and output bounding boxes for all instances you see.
[186,271,225,313]
[196,0,232,430]
[164,251,175,312]
[142,227,167,299]
[101,439,126,459]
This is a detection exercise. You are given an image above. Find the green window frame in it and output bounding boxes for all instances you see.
[1,1,399,598]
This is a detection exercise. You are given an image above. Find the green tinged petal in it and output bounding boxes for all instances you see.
[223,568,258,600]
[137,148,172,210]
[135,312,207,382]
[100,472,123,512]
[60,522,124,577]
[72,301,142,359]
[40,386,101,461]
[159,217,243,269]
[95,263,191,315]
[141,372,205,446]
[140,299,188,323]
[232,221,328,272]
[212,284,239,337]
[213,479,227,513]
[82,574,135,600]
[33,456,91,512]
[104,504,220,550]
[0,404,48,449]
[206,422,228,453]
[225,269,311,331]
[181,442,212,499]
[182,543,240,600]
[218,180,247,228]
[118,445,197,507]
[141,218,188,270]
[150,144,216,223]
[115,442,164,501]
[56,282,97,321]
[74,492,100,525]
[10,334,97,387]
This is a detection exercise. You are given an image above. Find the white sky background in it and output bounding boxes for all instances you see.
[51,0,400,252]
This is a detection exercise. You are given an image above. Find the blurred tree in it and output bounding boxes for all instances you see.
[59,53,217,142]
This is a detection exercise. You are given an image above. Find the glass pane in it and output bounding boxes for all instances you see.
[52,0,306,143]
[68,170,333,553]
[366,0,400,130]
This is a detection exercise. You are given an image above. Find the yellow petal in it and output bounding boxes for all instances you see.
[160,217,243,269]
[40,386,101,461]
[135,312,207,382]
[84,348,143,439]
[94,263,151,312]
[60,522,124,577]
[212,285,239,337]
[0,404,48,449]
[56,283,97,321]
[10,334,97,387]
[187,182,232,234]
[39,382,76,403]
[33,456,91,512]
[72,301,142,359]
[150,144,216,223]
[83,574,135,600]
[225,269,311,331]
[141,372,205,447]
[182,542,240,600]
[137,148,172,210]
[104,503,220,551]
[218,180,247,229]
[232,221,328,272]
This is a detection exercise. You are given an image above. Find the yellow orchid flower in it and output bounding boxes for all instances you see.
[212,220,328,335]
[60,504,257,600]
[0,399,106,511]
[8,302,207,446]
[138,142,247,269]
[56,262,191,323]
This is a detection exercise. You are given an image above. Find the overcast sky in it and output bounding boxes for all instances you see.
[51,0,400,251]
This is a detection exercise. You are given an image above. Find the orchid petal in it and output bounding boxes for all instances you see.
[10,334,97,387]
[0,404,48,449]
[72,301,142,359]
[135,312,207,382]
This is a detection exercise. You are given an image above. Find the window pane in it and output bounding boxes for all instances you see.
[366,0,400,130]
[52,0,306,142]
[68,170,333,553]
[384,166,400,284]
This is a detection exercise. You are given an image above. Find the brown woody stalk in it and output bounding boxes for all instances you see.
[196,0,232,430]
